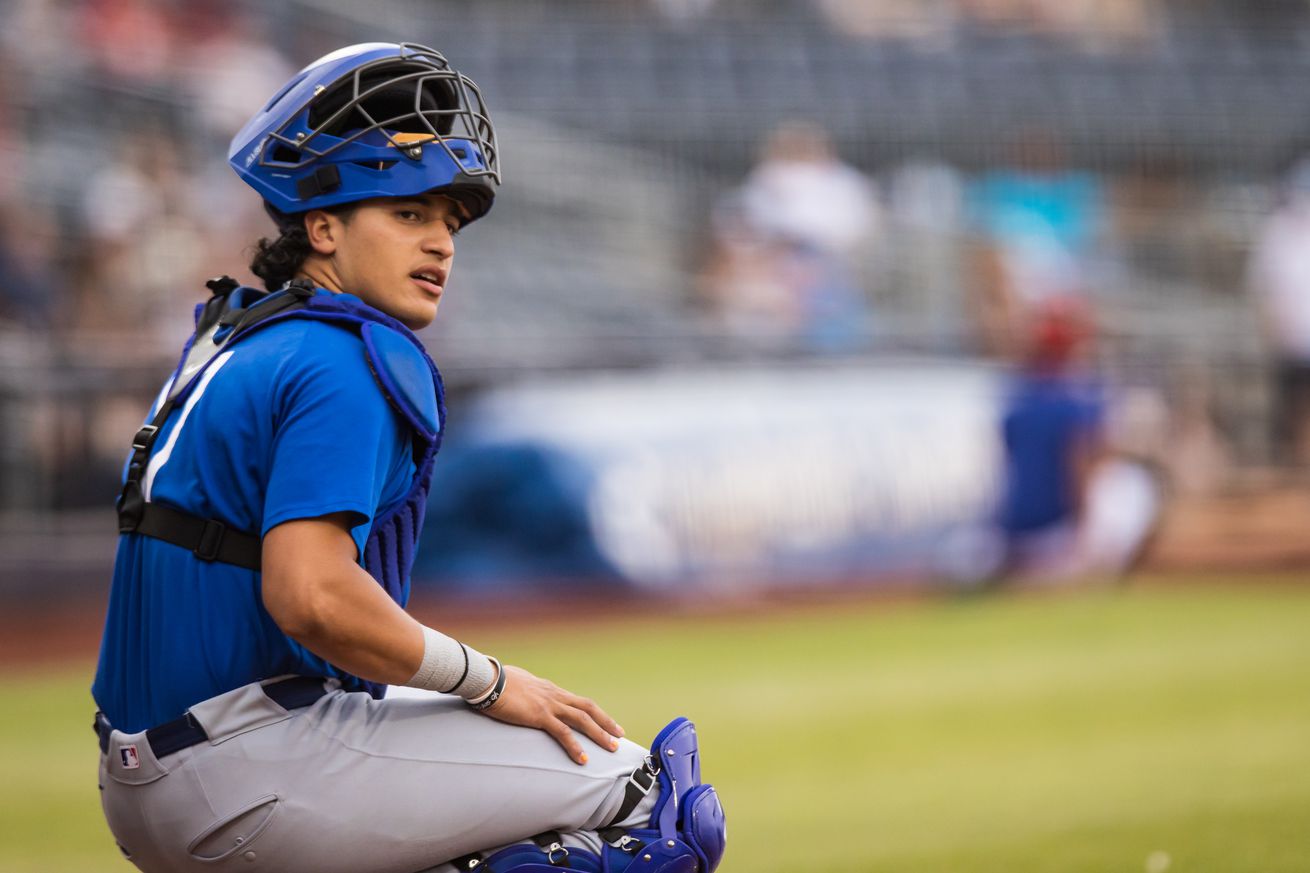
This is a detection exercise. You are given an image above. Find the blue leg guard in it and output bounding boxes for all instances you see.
[599,717,726,873]
[448,719,725,873]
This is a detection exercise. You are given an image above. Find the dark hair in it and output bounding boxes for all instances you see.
[248,205,354,291]
[249,225,312,292]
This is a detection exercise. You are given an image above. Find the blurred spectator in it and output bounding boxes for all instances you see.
[740,123,878,259]
[697,194,799,340]
[1247,158,1310,467]
[73,133,207,338]
[813,0,958,42]
[700,121,881,350]
[966,128,1104,358]
[959,0,1159,48]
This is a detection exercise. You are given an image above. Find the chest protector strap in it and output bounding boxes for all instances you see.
[115,277,443,580]
[115,278,318,569]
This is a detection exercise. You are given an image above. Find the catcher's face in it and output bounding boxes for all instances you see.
[299,193,467,329]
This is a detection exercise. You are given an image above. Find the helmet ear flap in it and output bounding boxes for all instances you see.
[440,183,494,224]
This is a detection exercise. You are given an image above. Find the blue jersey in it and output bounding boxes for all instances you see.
[998,372,1103,534]
[93,293,415,733]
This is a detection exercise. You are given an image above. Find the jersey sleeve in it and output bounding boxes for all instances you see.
[261,324,412,553]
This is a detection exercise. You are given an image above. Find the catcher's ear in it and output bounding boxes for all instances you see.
[302,209,338,255]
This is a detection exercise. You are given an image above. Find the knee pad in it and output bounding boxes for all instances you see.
[453,719,725,873]
[601,717,726,873]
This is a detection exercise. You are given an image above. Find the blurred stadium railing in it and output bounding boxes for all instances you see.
[1,0,1303,591]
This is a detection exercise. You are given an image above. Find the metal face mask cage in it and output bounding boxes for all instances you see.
[260,43,500,186]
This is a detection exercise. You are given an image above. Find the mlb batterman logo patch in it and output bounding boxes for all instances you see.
[120,745,141,770]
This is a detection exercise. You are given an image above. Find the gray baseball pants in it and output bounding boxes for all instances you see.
[98,678,657,873]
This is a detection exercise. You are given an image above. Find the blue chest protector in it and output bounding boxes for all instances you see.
[115,277,444,700]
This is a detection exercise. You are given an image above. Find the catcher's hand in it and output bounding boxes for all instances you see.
[479,664,625,765]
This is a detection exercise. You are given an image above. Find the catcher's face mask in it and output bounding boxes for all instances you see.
[230,42,499,225]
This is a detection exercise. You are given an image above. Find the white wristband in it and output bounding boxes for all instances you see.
[466,657,503,708]
[406,625,496,700]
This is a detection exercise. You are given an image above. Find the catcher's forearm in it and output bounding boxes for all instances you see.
[261,514,493,696]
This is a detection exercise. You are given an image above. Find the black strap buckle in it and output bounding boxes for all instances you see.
[205,275,240,297]
[531,832,570,867]
[600,826,645,854]
[603,757,659,830]
[613,834,643,853]
[544,842,569,866]
[194,519,227,561]
[131,425,160,452]
[630,759,658,794]
[283,278,317,299]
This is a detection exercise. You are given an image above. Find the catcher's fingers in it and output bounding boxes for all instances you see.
[560,703,622,754]
[543,715,588,765]
[566,692,624,739]
[480,666,615,764]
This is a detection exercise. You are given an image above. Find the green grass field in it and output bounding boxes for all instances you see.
[2,583,1308,872]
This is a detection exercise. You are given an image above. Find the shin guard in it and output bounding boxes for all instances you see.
[456,720,726,873]
[601,717,726,873]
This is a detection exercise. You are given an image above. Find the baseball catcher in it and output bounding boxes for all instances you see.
[91,42,725,873]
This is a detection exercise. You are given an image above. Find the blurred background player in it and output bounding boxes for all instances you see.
[993,296,1163,583]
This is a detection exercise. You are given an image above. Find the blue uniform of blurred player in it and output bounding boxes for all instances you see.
[999,296,1105,550]
[992,296,1106,578]
[996,296,1161,581]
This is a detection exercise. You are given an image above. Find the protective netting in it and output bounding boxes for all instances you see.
[0,0,1303,516]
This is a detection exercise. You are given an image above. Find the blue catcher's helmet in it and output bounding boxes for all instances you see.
[229,42,500,227]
